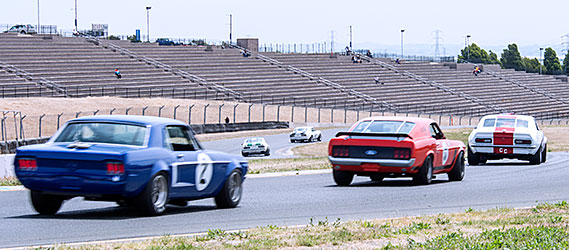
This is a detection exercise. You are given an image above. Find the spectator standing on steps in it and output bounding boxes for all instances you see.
[114,68,121,79]
[225,116,230,124]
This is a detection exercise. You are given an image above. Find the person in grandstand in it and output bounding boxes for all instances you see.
[114,68,121,79]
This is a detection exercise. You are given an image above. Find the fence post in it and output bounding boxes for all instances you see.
[331,107,334,123]
[318,107,321,123]
[304,106,308,123]
[277,105,281,122]
[57,113,63,130]
[158,105,165,117]
[93,109,99,115]
[263,104,267,122]
[291,105,295,123]
[125,107,132,115]
[218,104,225,123]
[344,108,347,124]
[469,116,474,126]
[174,105,180,120]
[19,115,26,141]
[188,104,195,124]
[109,108,116,115]
[75,111,81,118]
[439,113,442,125]
[233,104,239,123]
[248,104,254,123]
[142,106,148,116]
[38,114,46,137]
[203,104,210,124]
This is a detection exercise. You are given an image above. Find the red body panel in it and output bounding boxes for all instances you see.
[493,127,515,146]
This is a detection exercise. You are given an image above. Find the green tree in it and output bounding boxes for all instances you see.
[563,50,569,74]
[488,50,501,65]
[522,57,540,73]
[500,44,524,71]
[544,47,562,75]
[457,43,499,65]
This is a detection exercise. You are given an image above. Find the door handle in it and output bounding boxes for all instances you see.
[177,154,184,159]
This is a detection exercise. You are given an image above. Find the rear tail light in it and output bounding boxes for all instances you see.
[514,139,532,144]
[332,146,349,157]
[393,148,411,159]
[475,138,492,143]
[18,158,37,171]
[106,162,124,175]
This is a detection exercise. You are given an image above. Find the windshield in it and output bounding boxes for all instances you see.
[244,138,263,144]
[351,120,415,134]
[294,127,307,132]
[55,122,148,146]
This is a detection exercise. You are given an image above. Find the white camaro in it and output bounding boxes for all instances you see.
[290,126,322,143]
[241,137,270,157]
[467,114,547,165]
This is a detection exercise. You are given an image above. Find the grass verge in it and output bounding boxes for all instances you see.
[248,157,329,174]
[0,176,20,186]
[42,201,569,249]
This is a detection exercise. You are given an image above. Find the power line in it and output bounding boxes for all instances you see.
[561,34,569,55]
[433,30,443,58]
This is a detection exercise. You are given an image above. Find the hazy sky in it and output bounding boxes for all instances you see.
[1,0,568,56]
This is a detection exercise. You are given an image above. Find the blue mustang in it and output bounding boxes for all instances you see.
[14,115,248,216]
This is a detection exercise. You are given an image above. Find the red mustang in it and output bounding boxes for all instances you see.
[328,117,465,185]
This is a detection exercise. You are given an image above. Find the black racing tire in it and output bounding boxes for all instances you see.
[30,191,64,215]
[317,135,322,141]
[448,151,465,181]
[241,152,248,157]
[529,147,542,165]
[413,156,433,185]
[370,175,384,182]
[541,144,547,163]
[116,199,135,207]
[215,169,243,208]
[290,140,295,143]
[333,169,354,186]
[467,146,480,166]
[135,172,169,216]
[264,149,270,156]
[309,136,313,142]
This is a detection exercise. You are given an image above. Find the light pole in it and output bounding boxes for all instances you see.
[146,6,151,42]
[37,0,40,33]
[74,0,78,32]
[229,14,233,44]
[400,29,405,58]
[466,35,471,62]
[539,47,544,75]
[349,25,353,52]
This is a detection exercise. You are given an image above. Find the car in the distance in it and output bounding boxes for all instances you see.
[14,115,247,216]
[4,24,36,34]
[156,38,181,46]
[241,137,270,156]
[290,126,322,143]
[468,114,547,165]
[328,117,465,185]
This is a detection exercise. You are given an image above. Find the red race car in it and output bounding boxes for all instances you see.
[328,117,465,185]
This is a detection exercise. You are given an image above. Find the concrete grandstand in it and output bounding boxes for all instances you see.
[0,33,568,120]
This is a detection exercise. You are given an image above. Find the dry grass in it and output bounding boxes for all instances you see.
[247,157,330,174]
[44,201,569,249]
[291,142,329,157]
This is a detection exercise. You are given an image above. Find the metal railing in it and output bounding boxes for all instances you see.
[0,61,67,96]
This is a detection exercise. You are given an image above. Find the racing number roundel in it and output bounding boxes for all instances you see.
[441,141,449,166]
[195,153,213,192]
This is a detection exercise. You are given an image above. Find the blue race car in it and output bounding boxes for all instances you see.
[14,115,247,216]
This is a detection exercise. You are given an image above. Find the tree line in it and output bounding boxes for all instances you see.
[458,43,568,75]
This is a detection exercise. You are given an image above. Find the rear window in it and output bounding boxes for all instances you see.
[351,120,415,134]
[496,118,516,128]
[55,122,147,146]
[482,118,496,127]
[245,138,263,144]
[516,119,529,128]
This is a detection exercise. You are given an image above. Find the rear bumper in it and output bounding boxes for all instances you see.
[328,156,416,167]
[290,136,309,141]
[17,173,132,197]
[470,145,538,155]
[242,148,267,154]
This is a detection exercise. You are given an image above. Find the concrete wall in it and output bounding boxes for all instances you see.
[237,38,259,52]
[191,121,288,134]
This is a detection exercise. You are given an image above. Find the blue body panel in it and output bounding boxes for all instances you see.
[14,115,247,201]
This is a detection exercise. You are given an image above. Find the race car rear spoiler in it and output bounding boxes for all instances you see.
[335,132,413,139]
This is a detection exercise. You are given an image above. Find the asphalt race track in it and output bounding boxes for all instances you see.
[2,152,569,248]
[200,127,346,158]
